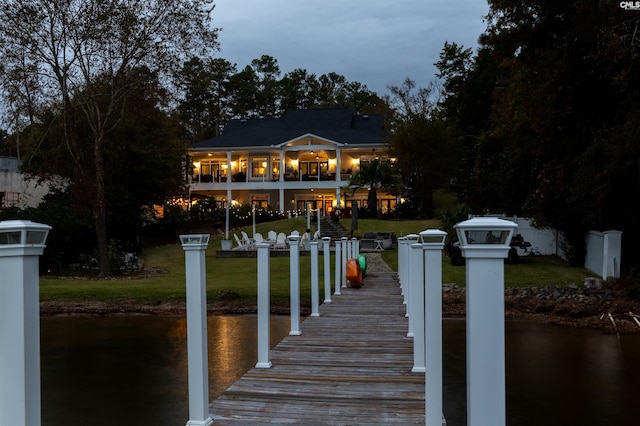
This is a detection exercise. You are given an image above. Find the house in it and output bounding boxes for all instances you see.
[188,108,397,216]
[1,156,65,210]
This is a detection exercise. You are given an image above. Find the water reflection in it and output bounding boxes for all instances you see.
[41,315,289,426]
[443,320,640,426]
[40,316,640,426]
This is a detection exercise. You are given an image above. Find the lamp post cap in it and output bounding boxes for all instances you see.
[179,234,210,246]
[454,216,518,230]
[0,219,52,246]
[405,233,420,242]
[0,219,52,231]
[454,216,518,246]
[419,229,447,244]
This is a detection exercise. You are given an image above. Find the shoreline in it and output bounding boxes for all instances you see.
[40,293,640,335]
[39,253,640,335]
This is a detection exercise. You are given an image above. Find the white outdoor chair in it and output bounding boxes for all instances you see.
[275,232,287,249]
[254,232,264,244]
[267,230,277,241]
[313,230,320,240]
[233,233,246,250]
[241,231,254,249]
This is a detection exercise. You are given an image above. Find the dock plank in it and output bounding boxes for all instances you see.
[209,271,430,424]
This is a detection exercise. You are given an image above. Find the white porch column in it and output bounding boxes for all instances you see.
[180,234,213,426]
[279,188,285,213]
[336,148,342,182]
[0,220,51,426]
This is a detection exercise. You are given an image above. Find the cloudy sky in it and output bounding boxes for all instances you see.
[211,1,490,96]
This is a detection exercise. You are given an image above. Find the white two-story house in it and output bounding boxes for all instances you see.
[188,108,397,216]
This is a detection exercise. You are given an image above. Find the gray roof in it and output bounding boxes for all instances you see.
[191,108,386,150]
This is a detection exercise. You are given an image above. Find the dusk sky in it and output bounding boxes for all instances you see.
[211,1,490,96]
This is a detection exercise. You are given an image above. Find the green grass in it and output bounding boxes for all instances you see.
[40,218,598,304]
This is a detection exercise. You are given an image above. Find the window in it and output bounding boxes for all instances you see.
[251,156,268,179]
[251,195,269,208]
[198,159,228,182]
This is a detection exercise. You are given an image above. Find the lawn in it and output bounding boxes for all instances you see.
[39,218,598,305]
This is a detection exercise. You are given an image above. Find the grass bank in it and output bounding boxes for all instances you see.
[40,218,597,306]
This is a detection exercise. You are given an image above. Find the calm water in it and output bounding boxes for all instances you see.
[40,316,640,426]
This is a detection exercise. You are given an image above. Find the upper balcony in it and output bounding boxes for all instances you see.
[189,147,368,190]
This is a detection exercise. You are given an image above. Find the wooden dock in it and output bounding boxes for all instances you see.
[209,271,431,424]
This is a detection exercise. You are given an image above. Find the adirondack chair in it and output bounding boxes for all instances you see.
[275,232,287,249]
[254,232,264,244]
[233,233,246,250]
[241,231,254,248]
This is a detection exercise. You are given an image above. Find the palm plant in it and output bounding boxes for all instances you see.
[347,159,402,217]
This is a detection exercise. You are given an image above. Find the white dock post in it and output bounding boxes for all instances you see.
[0,220,51,426]
[180,234,213,426]
[310,241,320,317]
[454,217,517,426]
[419,229,448,426]
[410,242,425,372]
[405,234,420,332]
[351,237,357,258]
[397,236,407,295]
[322,237,332,304]
[288,234,302,335]
[334,239,342,296]
[255,242,272,368]
[341,236,348,288]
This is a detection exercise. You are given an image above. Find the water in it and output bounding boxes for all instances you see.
[443,320,640,426]
[40,316,640,426]
[40,315,290,426]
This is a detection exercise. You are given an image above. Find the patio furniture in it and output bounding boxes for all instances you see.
[275,232,287,249]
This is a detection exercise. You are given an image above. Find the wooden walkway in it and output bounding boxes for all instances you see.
[209,271,431,424]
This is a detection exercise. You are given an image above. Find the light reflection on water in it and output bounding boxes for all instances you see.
[41,315,290,426]
[40,316,640,426]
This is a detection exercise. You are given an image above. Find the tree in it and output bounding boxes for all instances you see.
[440,0,640,268]
[250,55,281,118]
[385,79,454,217]
[228,65,260,118]
[278,68,319,111]
[0,0,218,276]
[348,159,402,217]
[175,57,236,141]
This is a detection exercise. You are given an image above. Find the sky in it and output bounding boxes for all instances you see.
[211,1,490,96]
